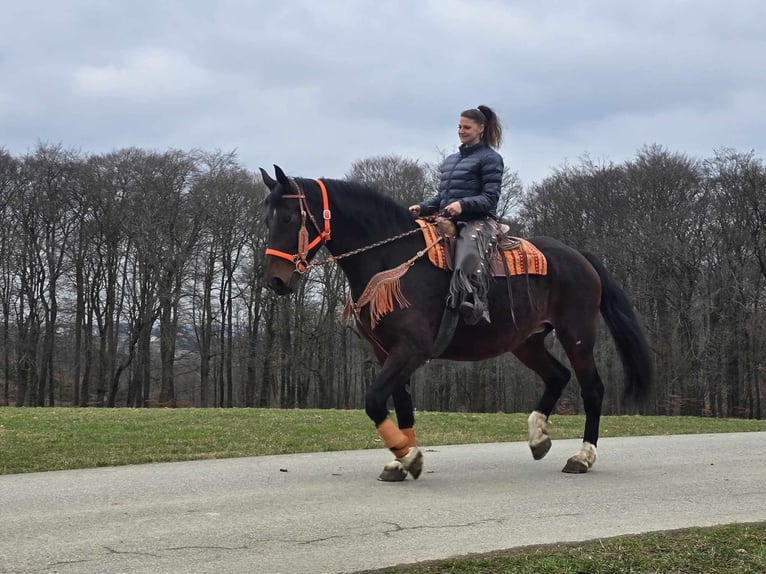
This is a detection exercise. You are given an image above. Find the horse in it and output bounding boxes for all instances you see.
[261,165,653,480]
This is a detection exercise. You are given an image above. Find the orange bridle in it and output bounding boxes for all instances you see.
[265,178,332,273]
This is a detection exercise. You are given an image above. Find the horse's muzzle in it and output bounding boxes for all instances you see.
[265,255,301,295]
[268,276,294,295]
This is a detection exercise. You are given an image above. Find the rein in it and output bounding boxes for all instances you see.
[265,178,424,274]
[265,179,445,355]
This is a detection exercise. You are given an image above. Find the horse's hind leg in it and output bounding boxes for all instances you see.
[512,332,572,460]
[557,327,604,473]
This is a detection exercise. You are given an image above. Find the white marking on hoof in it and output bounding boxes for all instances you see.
[399,446,424,479]
[562,441,597,474]
[527,411,552,460]
[378,447,424,481]
[378,460,407,482]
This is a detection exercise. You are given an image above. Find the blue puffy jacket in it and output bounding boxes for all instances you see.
[419,143,504,221]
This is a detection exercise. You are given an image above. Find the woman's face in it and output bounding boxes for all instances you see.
[458,116,484,145]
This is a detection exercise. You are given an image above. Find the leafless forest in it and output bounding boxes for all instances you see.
[0,144,763,418]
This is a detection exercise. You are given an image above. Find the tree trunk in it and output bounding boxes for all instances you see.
[158,293,176,406]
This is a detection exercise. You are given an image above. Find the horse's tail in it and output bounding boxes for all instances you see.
[580,251,654,402]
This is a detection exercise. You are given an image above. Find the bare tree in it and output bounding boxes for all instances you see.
[346,155,431,205]
[0,150,21,405]
[0,143,762,417]
[704,149,765,418]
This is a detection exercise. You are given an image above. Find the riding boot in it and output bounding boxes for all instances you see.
[447,220,493,326]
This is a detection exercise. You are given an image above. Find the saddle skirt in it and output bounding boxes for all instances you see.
[415,219,548,277]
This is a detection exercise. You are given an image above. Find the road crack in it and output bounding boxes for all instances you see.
[104,546,160,558]
[380,517,506,536]
[163,544,250,552]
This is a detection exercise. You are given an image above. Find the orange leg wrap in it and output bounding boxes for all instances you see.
[401,427,416,448]
[377,419,409,458]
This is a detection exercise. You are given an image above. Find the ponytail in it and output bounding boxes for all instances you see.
[477,105,503,149]
[461,105,503,149]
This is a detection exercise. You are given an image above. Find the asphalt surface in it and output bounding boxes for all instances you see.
[1,432,765,574]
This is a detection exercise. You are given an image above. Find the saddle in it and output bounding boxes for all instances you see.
[341,219,548,331]
[415,218,548,277]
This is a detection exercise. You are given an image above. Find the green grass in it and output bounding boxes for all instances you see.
[363,523,766,573]
[1,407,764,475]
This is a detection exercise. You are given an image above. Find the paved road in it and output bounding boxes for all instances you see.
[1,432,765,574]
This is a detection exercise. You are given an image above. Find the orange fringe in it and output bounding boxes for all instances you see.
[357,262,411,328]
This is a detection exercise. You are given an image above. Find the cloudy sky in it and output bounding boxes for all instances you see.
[2,0,764,185]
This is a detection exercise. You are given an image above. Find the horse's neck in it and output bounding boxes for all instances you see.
[316,185,417,296]
[327,219,416,300]
[329,238,385,297]
[335,257,382,299]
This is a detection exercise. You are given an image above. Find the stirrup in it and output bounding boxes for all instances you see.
[459,301,490,326]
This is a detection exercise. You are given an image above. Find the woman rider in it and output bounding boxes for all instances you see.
[409,105,504,326]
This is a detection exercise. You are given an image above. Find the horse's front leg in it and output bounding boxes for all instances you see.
[365,352,425,482]
[378,381,420,482]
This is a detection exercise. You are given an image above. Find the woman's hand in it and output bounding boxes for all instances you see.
[443,201,463,217]
[408,204,421,216]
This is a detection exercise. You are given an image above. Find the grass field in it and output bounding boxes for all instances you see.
[364,523,766,573]
[1,407,765,475]
[1,407,765,572]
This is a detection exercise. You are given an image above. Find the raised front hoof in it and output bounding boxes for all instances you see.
[530,438,552,460]
[561,457,589,474]
[401,447,424,480]
[378,463,408,482]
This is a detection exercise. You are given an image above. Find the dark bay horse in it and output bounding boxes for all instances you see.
[261,165,653,480]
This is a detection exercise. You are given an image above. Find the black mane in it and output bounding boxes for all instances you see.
[299,177,417,235]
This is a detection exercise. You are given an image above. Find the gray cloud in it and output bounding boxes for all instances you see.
[1,0,764,184]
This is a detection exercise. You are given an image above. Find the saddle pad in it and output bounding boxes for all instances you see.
[494,238,548,276]
[415,220,547,277]
[415,219,450,269]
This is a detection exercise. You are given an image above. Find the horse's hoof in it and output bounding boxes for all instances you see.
[562,442,597,473]
[530,437,552,460]
[400,446,424,479]
[561,458,589,474]
[378,465,408,482]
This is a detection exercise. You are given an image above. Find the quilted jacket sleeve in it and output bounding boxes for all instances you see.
[459,148,503,216]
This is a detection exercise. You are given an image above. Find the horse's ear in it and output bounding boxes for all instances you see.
[260,167,277,190]
[274,165,290,187]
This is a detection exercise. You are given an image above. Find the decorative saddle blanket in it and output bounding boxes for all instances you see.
[342,220,549,331]
[415,219,548,276]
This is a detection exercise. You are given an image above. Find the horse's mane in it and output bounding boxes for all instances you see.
[299,177,417,234]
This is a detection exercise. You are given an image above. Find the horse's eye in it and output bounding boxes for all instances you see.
[281,214,293,224]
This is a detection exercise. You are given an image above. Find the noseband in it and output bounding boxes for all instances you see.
[265,178,331,272]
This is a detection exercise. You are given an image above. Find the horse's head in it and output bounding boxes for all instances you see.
[261,165,330,295]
